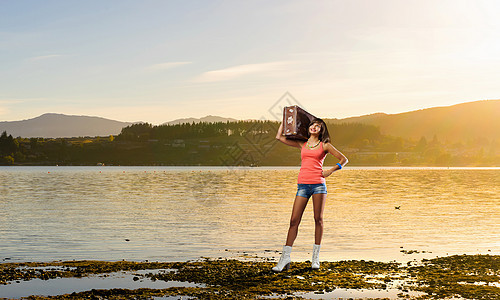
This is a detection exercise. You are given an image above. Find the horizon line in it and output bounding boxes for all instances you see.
[1,98,498,125]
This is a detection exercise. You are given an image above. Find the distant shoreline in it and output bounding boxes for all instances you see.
[1,165,499,170]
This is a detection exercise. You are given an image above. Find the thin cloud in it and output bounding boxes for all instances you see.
[27,54,65,62]
[194,61,300,82]
[0,98,45,119]
[146,61,192,71]
[0,98,47,104]
[0,106,9,116]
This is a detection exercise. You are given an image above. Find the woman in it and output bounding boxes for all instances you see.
[272,118,348,272]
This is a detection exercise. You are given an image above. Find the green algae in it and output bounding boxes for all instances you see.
[0,260,177,285]
[408,254,500,300]
[1,255,499,299]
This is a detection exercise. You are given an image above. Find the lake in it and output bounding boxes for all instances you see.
[0,166,498,263]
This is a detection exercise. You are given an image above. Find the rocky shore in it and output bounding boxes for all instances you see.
[0,254,498,299]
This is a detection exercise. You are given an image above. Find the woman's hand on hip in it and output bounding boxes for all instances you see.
[322,169,333,178]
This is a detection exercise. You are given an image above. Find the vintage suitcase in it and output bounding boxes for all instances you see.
[282,105,316,140]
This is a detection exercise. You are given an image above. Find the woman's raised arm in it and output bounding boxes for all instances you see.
[275,122,302,149]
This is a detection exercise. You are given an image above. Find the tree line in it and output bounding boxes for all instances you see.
[0,120,498,166]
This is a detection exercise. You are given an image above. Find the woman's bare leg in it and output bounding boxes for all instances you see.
[285,195,309,246]
[312,193,327,245]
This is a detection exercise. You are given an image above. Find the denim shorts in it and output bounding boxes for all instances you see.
[296,183,327,199]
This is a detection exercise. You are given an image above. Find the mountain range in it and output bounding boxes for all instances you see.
[162,115,238,125]
[0,114,135,138]
[0,99,498,141]
[0,113,239,138]
[327,99,499,143]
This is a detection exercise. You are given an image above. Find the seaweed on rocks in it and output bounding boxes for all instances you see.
[0,255,499,299]
[407,254,500,300]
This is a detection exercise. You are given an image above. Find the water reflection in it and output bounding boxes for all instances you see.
[0,167,498,263]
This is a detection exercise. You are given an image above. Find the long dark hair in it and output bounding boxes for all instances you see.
[307,118,330,144]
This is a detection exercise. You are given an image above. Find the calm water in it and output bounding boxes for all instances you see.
[0,166,498,263]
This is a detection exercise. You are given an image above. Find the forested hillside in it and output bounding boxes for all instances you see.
[1,118,497,166]
[330,100,500,143]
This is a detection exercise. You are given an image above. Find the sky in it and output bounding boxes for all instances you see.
[1,0,499,124]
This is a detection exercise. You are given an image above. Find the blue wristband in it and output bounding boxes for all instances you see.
[336,163,342,170]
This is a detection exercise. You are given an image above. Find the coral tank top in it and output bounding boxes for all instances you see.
[297,141,327,184]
